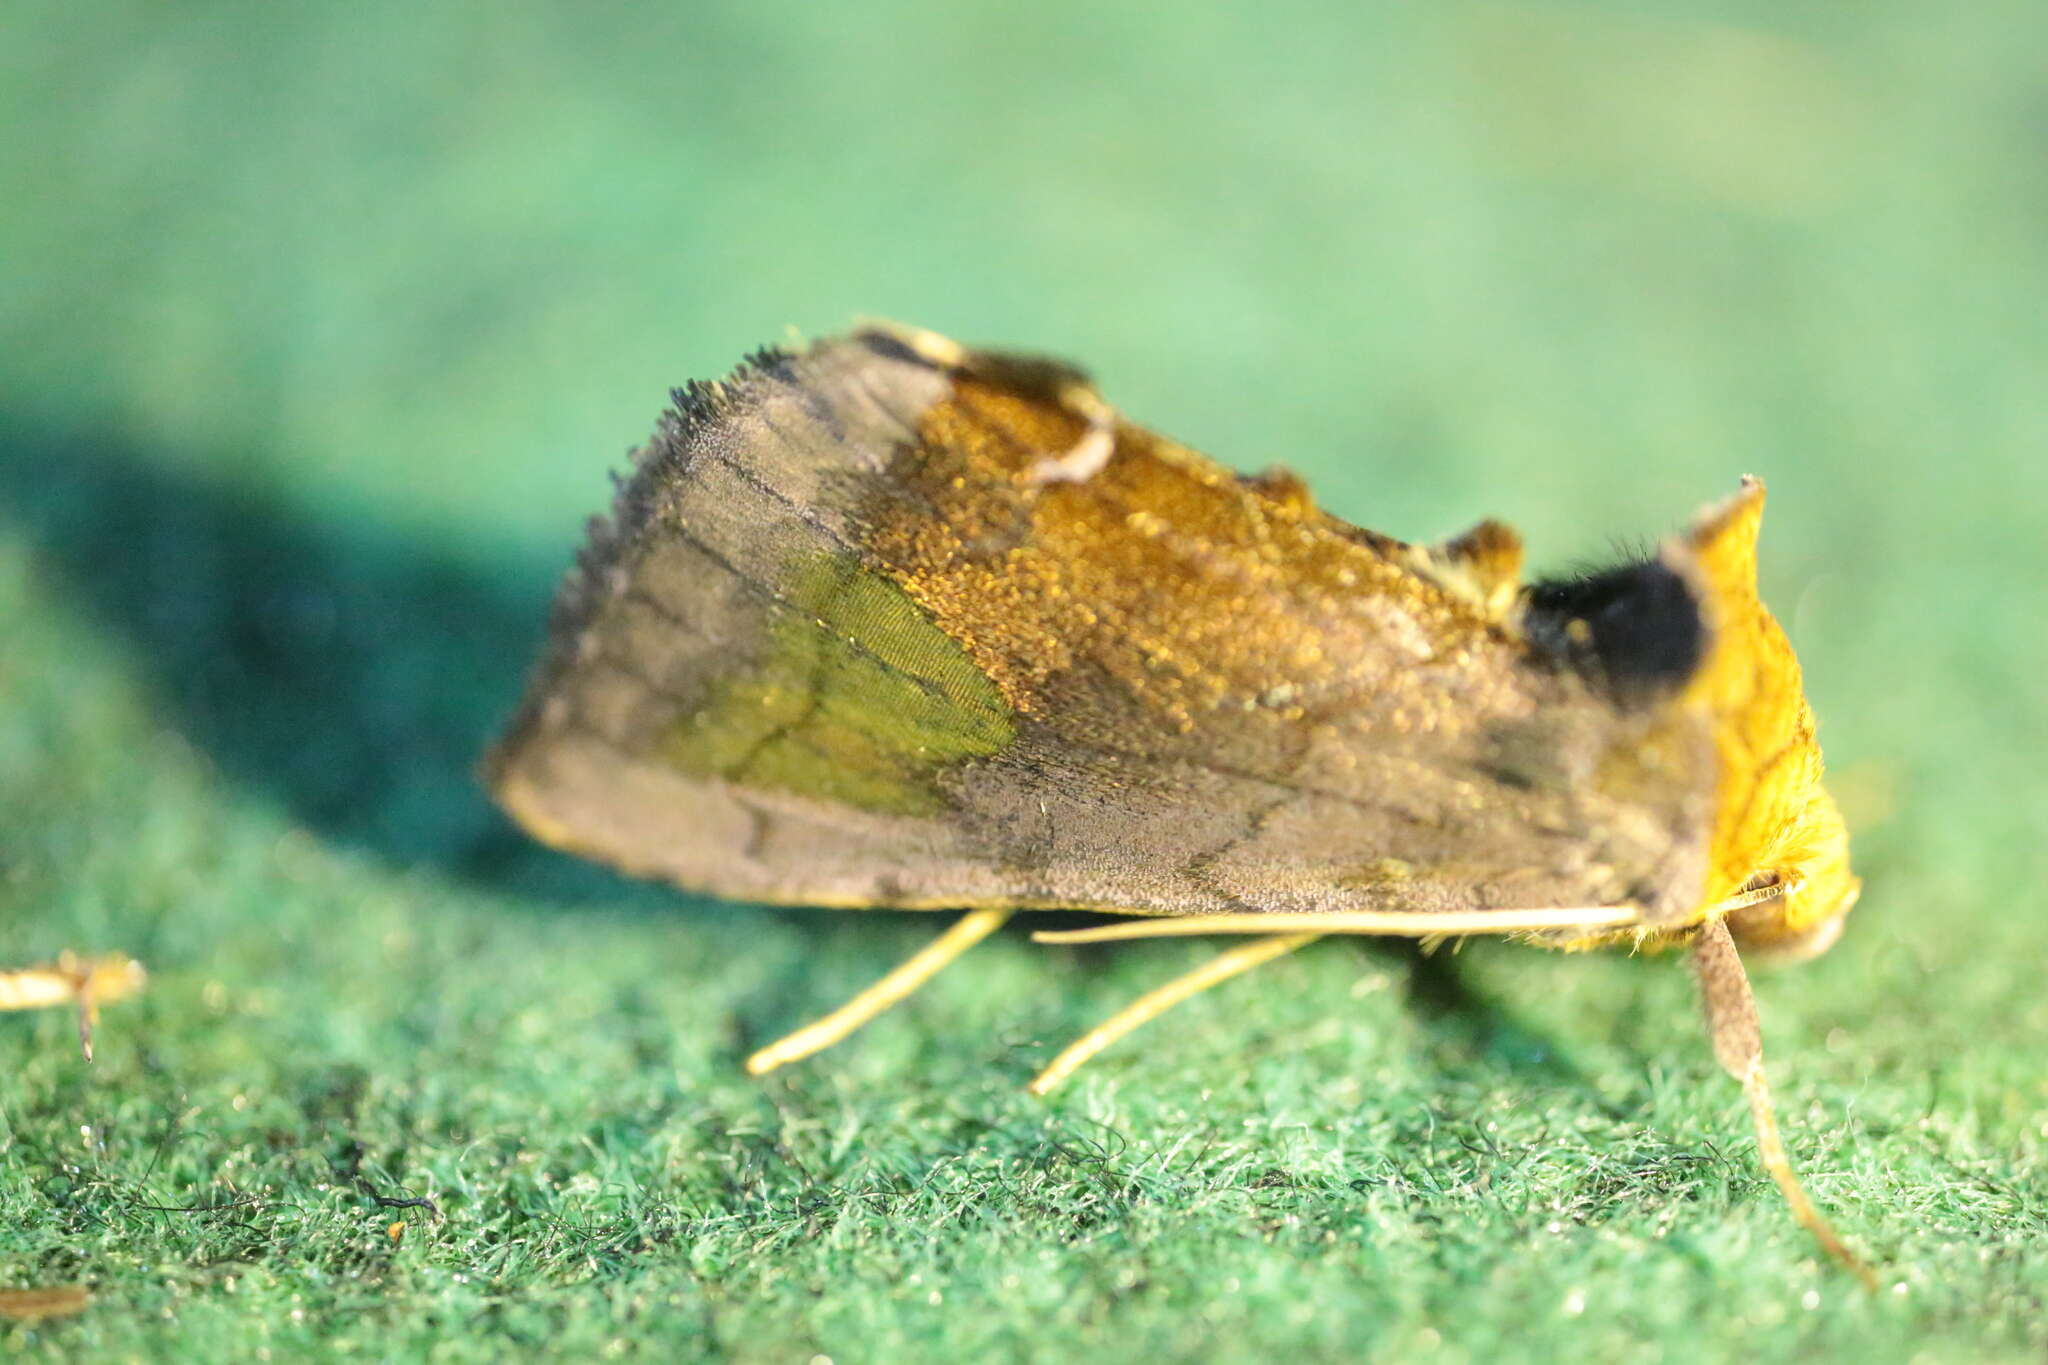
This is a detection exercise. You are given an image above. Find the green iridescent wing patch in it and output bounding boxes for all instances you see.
[662,552,1014,815]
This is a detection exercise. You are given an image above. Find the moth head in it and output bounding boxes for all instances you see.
[1677,477,1861,959]
[1723,798,1861,962]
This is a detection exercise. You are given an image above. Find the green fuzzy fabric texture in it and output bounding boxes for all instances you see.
[2,3,2044,1361]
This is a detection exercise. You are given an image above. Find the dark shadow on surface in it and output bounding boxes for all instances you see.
[1377,940,1615,1102]
[0,419,645,904]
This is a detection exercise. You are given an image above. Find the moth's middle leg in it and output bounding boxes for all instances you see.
[745,908,1012,1075]
[1028,933,1322,1095]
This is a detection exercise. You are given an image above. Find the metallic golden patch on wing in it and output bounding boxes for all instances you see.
[863,373,1502,736]
[662,552,1014,814]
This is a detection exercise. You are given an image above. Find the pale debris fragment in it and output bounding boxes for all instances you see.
[0,952,147,1062]
[0,1285,93,1323]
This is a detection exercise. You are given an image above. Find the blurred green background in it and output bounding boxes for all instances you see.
[3,2,2042,1361]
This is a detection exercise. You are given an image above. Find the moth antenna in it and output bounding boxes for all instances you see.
[1032,905,1637,945]
[745,909,1012,1076]
[1028,933,1320,1095]
[1691,918,1877,1290]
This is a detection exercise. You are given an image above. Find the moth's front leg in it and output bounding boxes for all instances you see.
[1690,919,1875,1288]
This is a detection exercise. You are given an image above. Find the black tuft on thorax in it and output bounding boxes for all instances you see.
[1524,558,1706,704]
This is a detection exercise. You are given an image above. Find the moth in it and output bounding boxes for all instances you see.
[487,325,1868,1280]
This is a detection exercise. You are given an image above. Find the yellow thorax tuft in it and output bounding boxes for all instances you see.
[1680,478,1859,957]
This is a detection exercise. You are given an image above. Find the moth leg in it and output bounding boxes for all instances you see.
[1691,918,1876,1289]
[745,909,1012,1076]
[1028,933,1321,1096]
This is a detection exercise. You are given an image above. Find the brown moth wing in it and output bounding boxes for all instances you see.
[488,330,1715,928]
